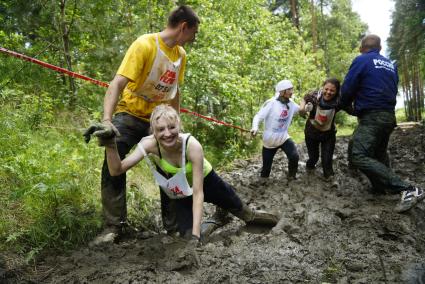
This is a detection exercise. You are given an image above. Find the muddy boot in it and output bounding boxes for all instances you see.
[286,175,297,186]
[231,204,279,227]
[305,168,316,185]
[200,207,232,239]
[251,176,270,186]
[121,222,139,238]
[89,224,122,247]
[322,175,338,188]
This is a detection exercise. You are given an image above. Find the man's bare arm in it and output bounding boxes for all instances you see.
[103,74,130,122]
[169,89,181,113]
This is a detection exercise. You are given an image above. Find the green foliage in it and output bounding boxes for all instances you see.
[0,98,100,258]
[388,0,425,121]
[0,88,158,261]
[395,108,407,123]
[323,0,366,78]
[395,108,425,124]
[295,0,366,80]
[125,161,161,230]
[182,0,325,166]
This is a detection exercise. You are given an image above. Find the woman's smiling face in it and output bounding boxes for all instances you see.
[322,82,337,101]
[154,116,180,148]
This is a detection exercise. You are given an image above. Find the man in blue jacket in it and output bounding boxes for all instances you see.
[341,34,424,213]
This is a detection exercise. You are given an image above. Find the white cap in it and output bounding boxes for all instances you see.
[275,80,293,93]
[274,79,293,98]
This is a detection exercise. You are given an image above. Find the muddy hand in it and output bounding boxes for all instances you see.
[178,235,202,268]
[97,120,121,138]
[305,102,313,112]
[83,122,121,146]
[83,122,104,143]
[187,235,202,268]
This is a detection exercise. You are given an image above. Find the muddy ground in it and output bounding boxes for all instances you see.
[4,124,425,283]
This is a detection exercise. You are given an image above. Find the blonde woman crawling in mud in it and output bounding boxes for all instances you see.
[85,104,278,246]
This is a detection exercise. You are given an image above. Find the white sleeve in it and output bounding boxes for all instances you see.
[252,100,272,131]
[292,101,300,114]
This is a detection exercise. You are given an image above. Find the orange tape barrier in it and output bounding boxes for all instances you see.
[0,47,250,132]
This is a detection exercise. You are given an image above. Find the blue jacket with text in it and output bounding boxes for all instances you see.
[340,49,398,115]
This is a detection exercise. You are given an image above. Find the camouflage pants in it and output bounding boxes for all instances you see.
[350,111,409,193]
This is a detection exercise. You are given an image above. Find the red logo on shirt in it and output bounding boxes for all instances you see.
[170,186,183,196]
[160,70,177,84]
[317,114,328,122]
[280,109,288,117]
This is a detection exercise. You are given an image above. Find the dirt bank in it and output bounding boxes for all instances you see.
[5,124,425,283]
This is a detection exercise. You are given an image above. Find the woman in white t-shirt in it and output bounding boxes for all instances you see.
[251,80,300,184]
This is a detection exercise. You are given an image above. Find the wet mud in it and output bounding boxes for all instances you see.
[5,124,425,283]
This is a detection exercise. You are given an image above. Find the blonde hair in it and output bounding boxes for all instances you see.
[150,104,181,131]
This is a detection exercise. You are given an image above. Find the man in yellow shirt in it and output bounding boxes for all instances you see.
[94,5,199,245]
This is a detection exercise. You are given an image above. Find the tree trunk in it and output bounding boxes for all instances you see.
[310,0,317,53]
[401,55,412,120]
[318,0,330,76]
[414,60,422,121]
[418,68,425,120]
[289,0,300,30]
[59,0,77,108]
[412,59,419,121]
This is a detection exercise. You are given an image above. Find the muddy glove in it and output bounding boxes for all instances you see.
[83,121,121,147]
[305,102,313,112]
[177,235,202,268]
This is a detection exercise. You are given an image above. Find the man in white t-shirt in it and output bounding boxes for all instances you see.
[251,80,300,184]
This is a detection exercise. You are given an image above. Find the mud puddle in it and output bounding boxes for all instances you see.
[5,124,425,283]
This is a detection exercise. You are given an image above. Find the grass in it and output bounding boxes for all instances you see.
[0,104,159,261]
[396,108,406,122]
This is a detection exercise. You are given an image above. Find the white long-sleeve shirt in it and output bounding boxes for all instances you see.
[252,98,300,148]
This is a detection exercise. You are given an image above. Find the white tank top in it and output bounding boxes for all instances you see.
[138,134,193,199]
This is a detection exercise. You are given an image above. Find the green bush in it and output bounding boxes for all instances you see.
[0,101,102,258]
[0,91,157,261]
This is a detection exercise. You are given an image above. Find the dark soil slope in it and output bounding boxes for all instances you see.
[6,124,425,283]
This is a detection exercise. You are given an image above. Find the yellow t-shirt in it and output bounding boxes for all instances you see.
[115,33,187,120]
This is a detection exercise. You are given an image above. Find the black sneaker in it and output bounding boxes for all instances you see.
[415,186,425,203]
[395,186,424,213]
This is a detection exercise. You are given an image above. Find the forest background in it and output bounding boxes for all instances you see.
[0,0,424,263]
